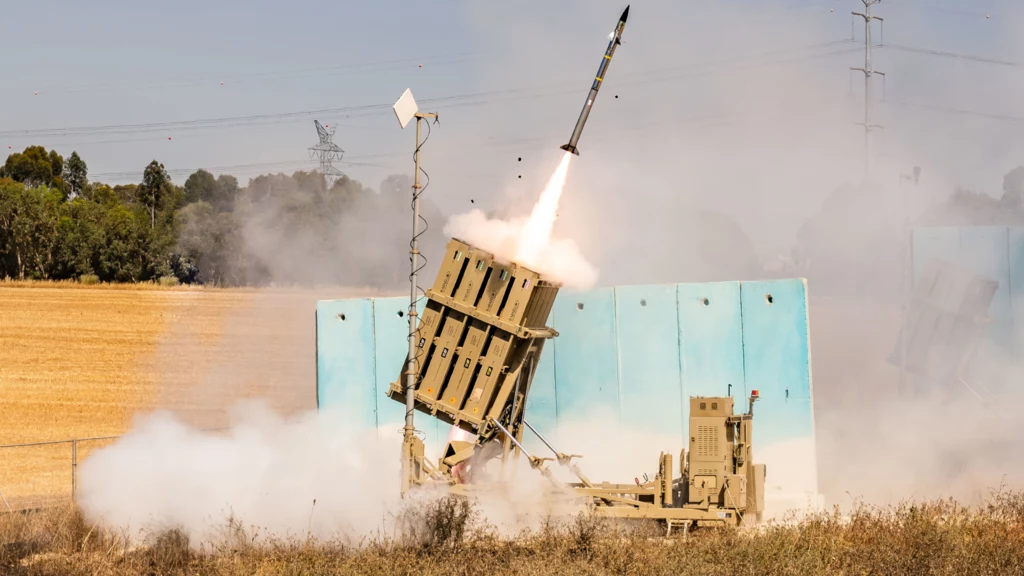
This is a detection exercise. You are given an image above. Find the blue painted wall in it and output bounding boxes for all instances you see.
[317,280,815,464]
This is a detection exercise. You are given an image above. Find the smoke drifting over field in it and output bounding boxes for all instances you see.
[78,403,399,543]
[77,404,612,541]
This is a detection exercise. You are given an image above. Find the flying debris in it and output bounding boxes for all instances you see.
[559,5,629,156]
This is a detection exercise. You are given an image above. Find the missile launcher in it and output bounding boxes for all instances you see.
[390,238,764,532]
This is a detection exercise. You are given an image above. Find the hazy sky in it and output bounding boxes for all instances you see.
[2,0,1022,264]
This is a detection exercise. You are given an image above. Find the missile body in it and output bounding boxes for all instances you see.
[560,5,629,156]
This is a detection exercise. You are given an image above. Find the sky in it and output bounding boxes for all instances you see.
[2,0,1023,270]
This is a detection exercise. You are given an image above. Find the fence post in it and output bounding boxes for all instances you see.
[71,440,78,505]
[0,487,12,513]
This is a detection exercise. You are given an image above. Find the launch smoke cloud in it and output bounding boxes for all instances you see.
[445,153,598,289]
[78,401,401,544]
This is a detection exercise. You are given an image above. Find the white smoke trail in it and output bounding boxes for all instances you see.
[445,152,598,289]
[516,152,573,265]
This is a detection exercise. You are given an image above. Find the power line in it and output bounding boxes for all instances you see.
[15,50,494,97]
[2,39,860,141]
[883,43,1024,69]
[882,0,995,18]
[89,157,399,182]
[86,100,836,185]
[887,100,1024,124]
[20,121,388,148]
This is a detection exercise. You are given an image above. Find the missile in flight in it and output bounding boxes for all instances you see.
[559,5,629,156]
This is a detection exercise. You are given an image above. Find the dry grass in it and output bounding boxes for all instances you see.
[0,283,384,509]
[1,492,1023,575]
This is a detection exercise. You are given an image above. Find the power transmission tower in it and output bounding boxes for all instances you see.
[851,0,885,177]
[308,120,345,189]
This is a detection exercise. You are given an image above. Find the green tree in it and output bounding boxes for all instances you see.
[95,203,154,282]
[138,160,169,228]
[181,170,237,212]
[183,169,216,206]
[999,166,1024,210]
[83,183,118,205]
[113,183,138,205]
[0,180,62,279]
[1,146,55,187]
[213,175,239,212]
[63,151,88,198]
[52,198,105,279]
[48,150,63,181]
[177,201,246,285]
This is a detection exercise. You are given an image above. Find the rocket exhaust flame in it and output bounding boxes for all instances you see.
[516,152,573,265]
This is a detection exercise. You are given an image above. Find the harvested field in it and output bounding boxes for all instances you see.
[0,282,383,509]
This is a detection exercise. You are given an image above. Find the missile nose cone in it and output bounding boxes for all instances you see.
[620,5,629,23]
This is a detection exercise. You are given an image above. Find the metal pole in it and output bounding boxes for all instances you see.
[71,440,78,504]
[899,179,909,397]
[402,116,422,496]
[863,0,873,176]
[523,419,559,457]
[491,419,534,460]
[406,114,421,432]
[898,168,918,398]
[401,111,435,495]
[852,1,883,178]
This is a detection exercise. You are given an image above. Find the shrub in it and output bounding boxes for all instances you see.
[396,493,477,551]
[78,274,99,285]
[157,275,180,287]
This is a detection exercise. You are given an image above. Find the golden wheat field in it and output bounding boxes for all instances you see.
[0,281,378,509]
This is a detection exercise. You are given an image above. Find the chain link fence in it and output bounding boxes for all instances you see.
[0,428,225,512]
[0,435,120,512]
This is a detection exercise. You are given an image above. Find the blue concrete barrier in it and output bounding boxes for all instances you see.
[317,280,816,502]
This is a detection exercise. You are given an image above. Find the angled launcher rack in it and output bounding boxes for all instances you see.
[387,238,560,463]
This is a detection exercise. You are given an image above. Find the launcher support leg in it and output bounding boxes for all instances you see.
[401,434,425,495]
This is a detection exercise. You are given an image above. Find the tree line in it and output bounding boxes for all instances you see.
[0,146,443,287]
